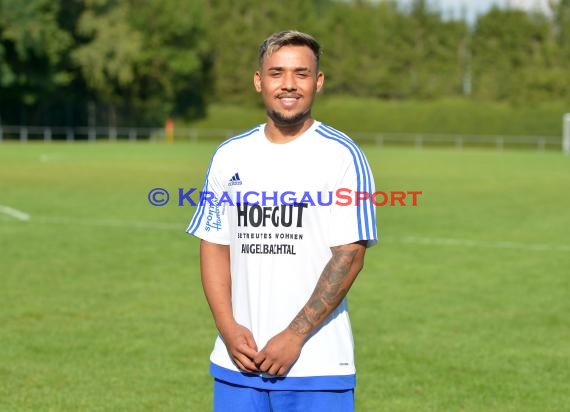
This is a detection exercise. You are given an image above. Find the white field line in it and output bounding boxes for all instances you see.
[0,214,181,231]
[0,205,30,221]
[2,214,568,252]
[39,153,63,162]
[393,235,570,253]
[34,216,183,231]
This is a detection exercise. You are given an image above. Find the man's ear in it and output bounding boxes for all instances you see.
[316,71,324,94]
[254,71,262,93]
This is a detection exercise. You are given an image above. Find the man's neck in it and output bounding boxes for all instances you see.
[264,117,315,144]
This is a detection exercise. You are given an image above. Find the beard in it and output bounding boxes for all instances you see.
[267,108,310,126]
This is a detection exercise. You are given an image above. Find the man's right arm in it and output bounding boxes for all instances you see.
[200,240,259,373]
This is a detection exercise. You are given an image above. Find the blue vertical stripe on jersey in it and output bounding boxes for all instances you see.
[186,126,260,235]
[320,124,377,240]
[315,127,369,237]
[321,124,378,240]
[315,127,365,238]
[315,125,377,241]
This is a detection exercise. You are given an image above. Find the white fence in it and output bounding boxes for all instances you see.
[0,124,563,151]
[352,131,561,151]
[0,125,166,142]
[564,113,570,155]
[0,125,242,143]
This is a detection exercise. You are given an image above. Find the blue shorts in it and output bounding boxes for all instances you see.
[213,379,354,412]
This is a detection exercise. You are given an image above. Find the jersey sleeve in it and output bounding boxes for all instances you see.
[185,151,230,245]
[328,149,378,248]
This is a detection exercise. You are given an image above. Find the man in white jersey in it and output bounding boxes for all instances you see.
[187,30,377,412]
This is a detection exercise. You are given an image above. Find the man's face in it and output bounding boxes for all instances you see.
[254,45,324,126]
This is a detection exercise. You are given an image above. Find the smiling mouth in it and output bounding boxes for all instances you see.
[276,95,301,108]
[277,93,301,99]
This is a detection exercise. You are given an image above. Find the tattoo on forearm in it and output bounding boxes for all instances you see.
[289,311,313,336]
[289,245,360,337]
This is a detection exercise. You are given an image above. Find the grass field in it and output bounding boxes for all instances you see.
[1,141,569,411]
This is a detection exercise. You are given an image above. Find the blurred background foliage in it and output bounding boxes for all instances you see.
[0,0,569,126]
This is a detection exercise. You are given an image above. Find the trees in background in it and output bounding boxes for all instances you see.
[205,0,319,104]
[0,0,568,126]
[0,0,74,123]
[0,0,210,125]
[472,6,563,102]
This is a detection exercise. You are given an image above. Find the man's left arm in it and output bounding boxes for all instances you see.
[254,240,367,376]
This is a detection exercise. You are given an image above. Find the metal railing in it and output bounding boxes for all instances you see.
[351,131,561,151]
[0,124,562,151]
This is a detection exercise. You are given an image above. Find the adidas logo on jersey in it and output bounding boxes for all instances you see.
[228,172,242,186]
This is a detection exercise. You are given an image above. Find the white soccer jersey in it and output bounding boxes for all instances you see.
[187,120,377,390]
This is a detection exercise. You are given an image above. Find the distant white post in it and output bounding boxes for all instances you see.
[564,113,570,155]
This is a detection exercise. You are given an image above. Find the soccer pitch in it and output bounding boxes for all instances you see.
[1,142,569,411]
